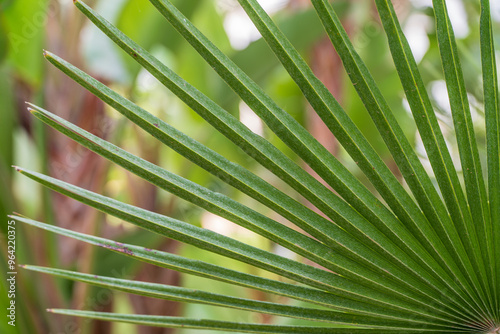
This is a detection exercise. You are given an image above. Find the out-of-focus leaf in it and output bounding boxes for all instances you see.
[115,0,201,78]
[0,18,8,64]
[2,0,49,86]
[0,66,15,233]
[0,0,14,10]
[81,0,131,83]
[176,0,232,103]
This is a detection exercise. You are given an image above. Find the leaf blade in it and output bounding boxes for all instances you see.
[233,0,441,261]
[47,309,467,333]
[140,0,463,299]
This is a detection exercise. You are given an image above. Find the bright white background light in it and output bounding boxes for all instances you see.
[219,0,289,50]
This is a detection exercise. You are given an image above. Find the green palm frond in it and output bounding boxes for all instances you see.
[14,0,500,332]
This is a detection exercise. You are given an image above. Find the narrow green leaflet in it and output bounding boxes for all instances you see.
[431,0,492,309]
[480,0,500,313]
[12,215,452,326]
[42,52,363,268]
[374,0,490,314]
[46,309,463,333]
[26,104,471,322]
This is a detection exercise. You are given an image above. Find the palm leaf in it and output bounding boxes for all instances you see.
[15,0,500,332]
[29,57,479,320]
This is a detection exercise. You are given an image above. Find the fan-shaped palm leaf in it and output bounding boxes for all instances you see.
[14,0,500,332]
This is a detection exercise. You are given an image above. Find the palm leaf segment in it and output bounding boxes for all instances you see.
[14,0,499,332]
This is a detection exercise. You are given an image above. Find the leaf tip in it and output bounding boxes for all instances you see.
[12,165,22,173]
[25,101,37,112]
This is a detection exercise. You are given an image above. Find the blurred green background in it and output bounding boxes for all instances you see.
[0,0,497,333]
